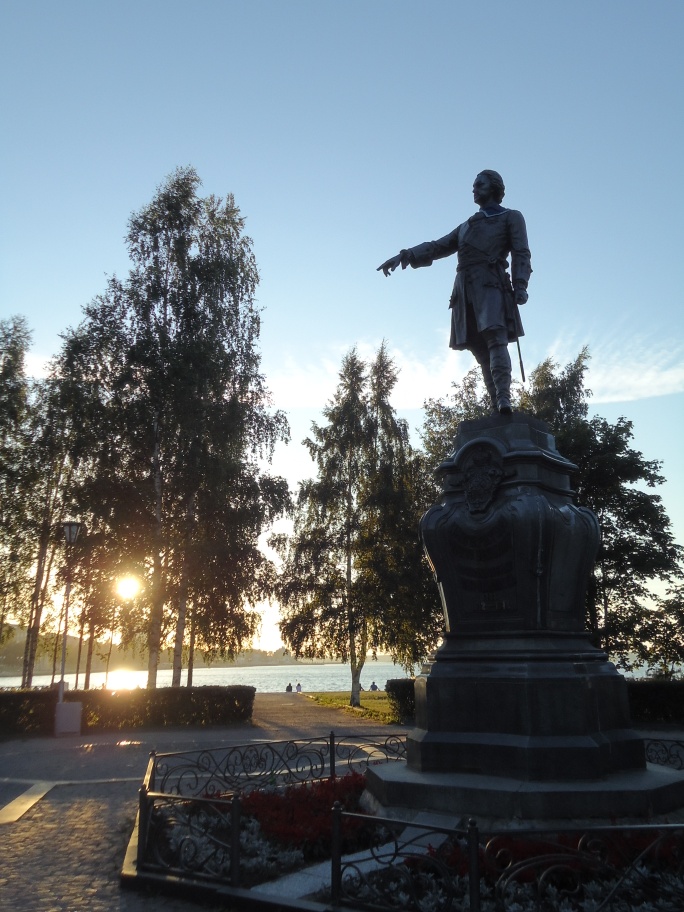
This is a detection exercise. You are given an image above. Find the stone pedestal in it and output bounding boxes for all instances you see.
[366,414,684,819]
[407,633,644,781]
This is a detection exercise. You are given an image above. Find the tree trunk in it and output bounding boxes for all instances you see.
[50,621,61,686]
[22,520,51,687]
[345,452,363,707]
[187,607,196,688]
[600,558,610,655]
[22,452,68,687]
[350,653,366,707]
[172,492,195,687]
[84,616,94,690]
[0,584,11,647]
[147,416,165,689]
[350,616,368,707]
[74,603,87,691]
[104,628,114,688]
[0,587,7,645]
[586,571,600,648]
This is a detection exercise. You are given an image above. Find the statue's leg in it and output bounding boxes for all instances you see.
[469,336,498,412]
[483,327,512,414]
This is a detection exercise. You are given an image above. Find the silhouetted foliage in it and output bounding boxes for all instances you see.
[274,345,440,705]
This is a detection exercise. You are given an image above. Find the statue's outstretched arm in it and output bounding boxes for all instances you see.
[377,250,410,276]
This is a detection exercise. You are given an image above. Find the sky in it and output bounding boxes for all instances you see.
[1,1,683,651]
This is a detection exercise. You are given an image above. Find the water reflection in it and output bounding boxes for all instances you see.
[105,668,145,691]
[0,661,412,692]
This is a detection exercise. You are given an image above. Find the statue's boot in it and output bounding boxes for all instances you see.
[472,350,498,413]
[488,341,513,415]
[481,362,499,413]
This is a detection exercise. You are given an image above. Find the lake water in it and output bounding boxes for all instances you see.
[0,661,414,692]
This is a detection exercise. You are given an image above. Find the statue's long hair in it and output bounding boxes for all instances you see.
[479,170,505,203]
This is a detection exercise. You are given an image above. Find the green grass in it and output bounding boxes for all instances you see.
[306,691,398,724]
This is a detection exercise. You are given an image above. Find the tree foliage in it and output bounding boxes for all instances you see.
[274,345,441,705]
[420,349,683,668]
[55,167,290,686]
[0,317,33,648]
[519,350,682,666]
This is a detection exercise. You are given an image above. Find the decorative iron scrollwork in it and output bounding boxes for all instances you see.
[645,739,684,770]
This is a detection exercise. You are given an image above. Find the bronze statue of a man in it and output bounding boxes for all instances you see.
[378,170,531,414]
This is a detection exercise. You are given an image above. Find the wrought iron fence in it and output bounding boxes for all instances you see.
[136,731,407,877]
[146,730,407,798]
[331,812,684,912]
[644,738,684,770]
[128,733,684,911]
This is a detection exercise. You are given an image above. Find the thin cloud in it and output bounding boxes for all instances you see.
[545,333,684,403]
[266,352,342,408]
[267,336,474,412]
[589,339,684,403]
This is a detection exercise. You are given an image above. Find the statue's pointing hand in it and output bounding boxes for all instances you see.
[377,250,409,276]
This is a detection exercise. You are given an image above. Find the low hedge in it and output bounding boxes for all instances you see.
[626,679,684,726]
[385,678,415,724]
[0,685,255,737]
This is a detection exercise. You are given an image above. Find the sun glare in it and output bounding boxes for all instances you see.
[107,669,144,690]
[116,576,141,600]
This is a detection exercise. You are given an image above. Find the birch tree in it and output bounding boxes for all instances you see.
[59,167,289,687]
[275,345,439,705]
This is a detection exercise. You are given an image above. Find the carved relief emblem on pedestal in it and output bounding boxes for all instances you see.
[461,443,503,513]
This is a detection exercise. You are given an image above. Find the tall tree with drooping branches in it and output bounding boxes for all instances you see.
[58,167,290,687]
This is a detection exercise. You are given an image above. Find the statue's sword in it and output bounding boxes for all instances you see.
[516,337,526,383]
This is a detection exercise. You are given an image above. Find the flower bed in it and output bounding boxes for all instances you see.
[241,772,383,862]
[334,821,684,912]
[148,772,392,888]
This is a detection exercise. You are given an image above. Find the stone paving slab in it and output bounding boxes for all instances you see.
[0,781,53,824]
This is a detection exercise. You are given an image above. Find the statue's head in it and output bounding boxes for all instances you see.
[476,170,505,204]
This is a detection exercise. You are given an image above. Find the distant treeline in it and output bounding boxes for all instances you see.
[0,625,344,678]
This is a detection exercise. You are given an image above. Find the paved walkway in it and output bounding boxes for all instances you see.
[0,694,401,912]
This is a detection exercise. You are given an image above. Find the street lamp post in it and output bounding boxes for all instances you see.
[55,521,82,735]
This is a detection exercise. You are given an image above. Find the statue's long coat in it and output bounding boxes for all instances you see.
[407,208,532,351]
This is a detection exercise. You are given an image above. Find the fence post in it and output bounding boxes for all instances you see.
[148,750,156,790]
[330,730,336,779]
[331,801,342,905]
[467,818,481,912]
[231,795,241,887]
[137,785,149,867]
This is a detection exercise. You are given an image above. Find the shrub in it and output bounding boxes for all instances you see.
[385,677,415,723]
[626,679,684,725]
[0,685,255,737]
[0,689,56,736]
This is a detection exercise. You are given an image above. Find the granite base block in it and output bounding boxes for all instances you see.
[365,761,684,821]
